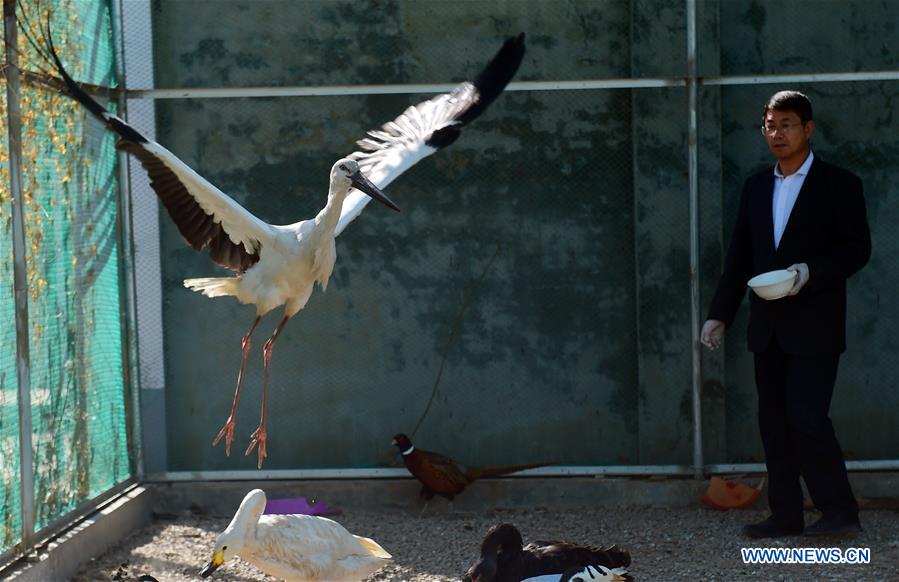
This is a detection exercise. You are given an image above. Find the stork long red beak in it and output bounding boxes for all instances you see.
[351,170,400,212]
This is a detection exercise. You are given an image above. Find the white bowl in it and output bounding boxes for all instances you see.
[747,269,796,300]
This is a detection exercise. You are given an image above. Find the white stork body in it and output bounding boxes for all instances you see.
[45,28,525,467]
[184,175,348,319]
[184,223,329,319]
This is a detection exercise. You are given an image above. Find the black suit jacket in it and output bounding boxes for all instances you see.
[708,156,871,354]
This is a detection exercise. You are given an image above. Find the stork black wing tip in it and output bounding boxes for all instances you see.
[452,32,525,126]
[479,31,526,85]
[498,32,526,54]
[42,20,106,119]
[43,20,148,144]
[508,32,526,51]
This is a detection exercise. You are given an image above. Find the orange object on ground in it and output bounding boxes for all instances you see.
[701,476,766,510]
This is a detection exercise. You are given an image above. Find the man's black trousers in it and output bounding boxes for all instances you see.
[753,341,858,524]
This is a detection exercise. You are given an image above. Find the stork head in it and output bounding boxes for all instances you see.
[200,489,266,578]
[331,158,400,212]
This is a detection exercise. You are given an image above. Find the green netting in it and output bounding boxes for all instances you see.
[0,0,131,549]
[0,77,23,556]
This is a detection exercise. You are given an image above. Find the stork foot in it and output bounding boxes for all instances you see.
[245,427,268,469]
[212,417,237,456]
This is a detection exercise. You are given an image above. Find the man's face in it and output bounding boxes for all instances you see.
[763,109,814,162]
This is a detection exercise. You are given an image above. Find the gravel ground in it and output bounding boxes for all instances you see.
[73,505,899,581]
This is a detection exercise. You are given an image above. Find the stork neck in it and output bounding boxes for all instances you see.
[316,182,351,232]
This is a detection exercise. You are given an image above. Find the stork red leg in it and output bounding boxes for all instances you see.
[246,315,290,468]
[213,315,261,455]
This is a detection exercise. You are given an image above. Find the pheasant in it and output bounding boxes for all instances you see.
[391,433,551,500]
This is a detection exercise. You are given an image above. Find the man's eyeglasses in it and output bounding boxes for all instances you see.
[761,122,805,136]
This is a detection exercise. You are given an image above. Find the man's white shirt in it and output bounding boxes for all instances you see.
[772,151,814,249]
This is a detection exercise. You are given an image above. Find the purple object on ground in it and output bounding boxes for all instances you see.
[263,497,340,516]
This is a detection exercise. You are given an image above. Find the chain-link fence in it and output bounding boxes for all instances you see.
[1,0,133,562]
[152,88,682,471]
[708,79,899,465]
[130,0,897,477]
[2,0,897,562]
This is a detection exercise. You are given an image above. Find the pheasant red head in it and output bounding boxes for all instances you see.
[391,433,414,455]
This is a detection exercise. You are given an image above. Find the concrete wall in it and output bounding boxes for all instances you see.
[702,0,899,462]
[141,0,898,471]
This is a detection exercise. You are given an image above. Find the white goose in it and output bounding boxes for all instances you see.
[43,26,525,467]
[200,488,391,581]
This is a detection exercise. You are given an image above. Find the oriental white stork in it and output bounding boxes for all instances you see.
[43,28,525,468]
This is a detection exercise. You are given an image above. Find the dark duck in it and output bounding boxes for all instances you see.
[464,523,632,582]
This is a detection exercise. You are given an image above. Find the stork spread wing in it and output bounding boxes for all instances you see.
[45,32,272,274]
[334,33,525,237]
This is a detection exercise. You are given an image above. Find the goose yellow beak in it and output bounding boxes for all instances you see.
[200,550,224,578]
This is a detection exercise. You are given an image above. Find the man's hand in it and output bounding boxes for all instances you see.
[701,319,725,350]
[786,262,809,296]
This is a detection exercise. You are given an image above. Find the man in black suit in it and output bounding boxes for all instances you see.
[701,91,871,538]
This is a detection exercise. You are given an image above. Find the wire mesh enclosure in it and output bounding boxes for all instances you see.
[0,79,18,556]
[1,0,898,566]
[712,80,899,464]
[138,0,696,473]
[153,88,687,471]
[131,0,898,476]
[1,0,133,561]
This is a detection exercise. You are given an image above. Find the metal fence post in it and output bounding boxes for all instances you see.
[110,0,144,482]
[686,0,704,479]
[3,0,36,554]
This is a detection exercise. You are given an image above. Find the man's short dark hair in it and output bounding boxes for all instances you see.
[763,91,813,124]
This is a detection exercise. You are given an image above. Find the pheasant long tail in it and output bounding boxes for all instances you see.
[465,461,553,480]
